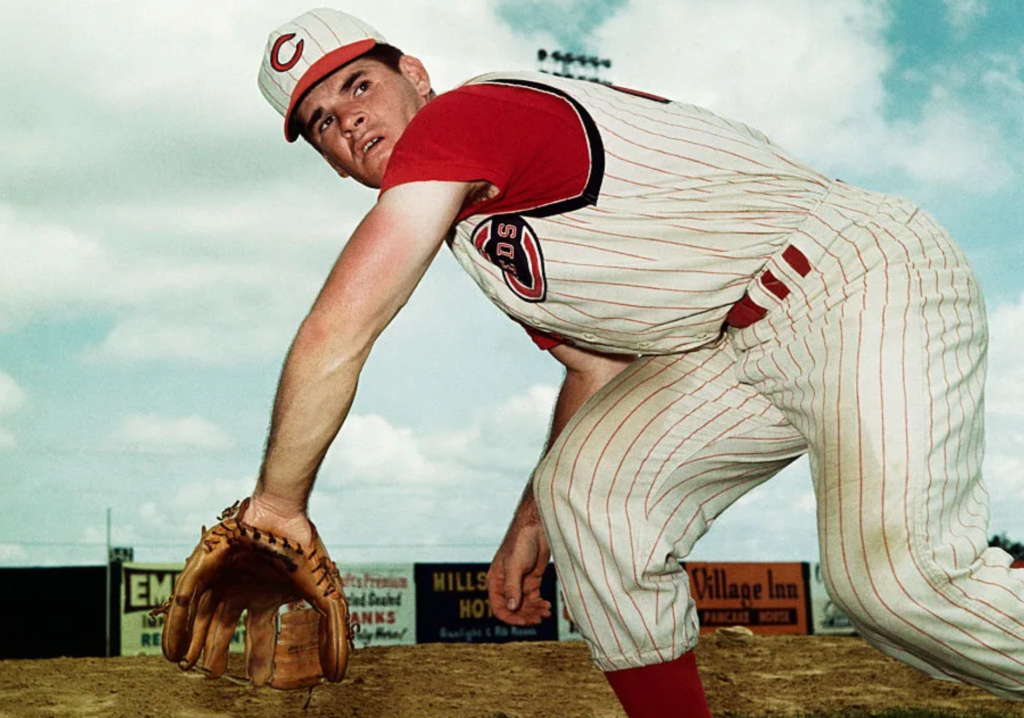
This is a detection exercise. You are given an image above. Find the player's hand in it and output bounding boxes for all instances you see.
[488,520,553,626]
[242,492,315,547]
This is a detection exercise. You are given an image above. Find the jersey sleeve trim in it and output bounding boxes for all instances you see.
[481,78,605,218]
[380,79,606,224]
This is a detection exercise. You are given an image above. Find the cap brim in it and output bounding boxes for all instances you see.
[284,38,378,142]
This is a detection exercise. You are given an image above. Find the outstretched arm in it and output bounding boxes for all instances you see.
[488,344,637,625]
[244,181,481,540]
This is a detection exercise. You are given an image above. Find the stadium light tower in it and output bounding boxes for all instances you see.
[537,48,613,85]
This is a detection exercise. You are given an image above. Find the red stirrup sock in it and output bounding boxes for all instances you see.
[604,651,712,718]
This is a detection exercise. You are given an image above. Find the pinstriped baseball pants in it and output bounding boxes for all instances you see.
[533,181,1024,699]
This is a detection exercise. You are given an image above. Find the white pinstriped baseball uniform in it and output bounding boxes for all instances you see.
[381,71,1024,699]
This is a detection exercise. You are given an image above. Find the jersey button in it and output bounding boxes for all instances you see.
[638,341,650,349]
[583,332,596,341]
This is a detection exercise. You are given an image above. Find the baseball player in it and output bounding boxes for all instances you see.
[245,8,1024,716]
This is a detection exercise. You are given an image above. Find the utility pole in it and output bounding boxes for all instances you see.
[104,511,134,659]
[105,508,111,658]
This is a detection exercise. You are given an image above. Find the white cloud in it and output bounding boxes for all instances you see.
[72,384,558,565]
[986,293,1024,418]
[596,0,892,163]
[0,195,353,364]
[495,384,559,428]
[943,0,987,35]
[595,0,1016,193]
[983,294,1024,529]
[164,478,260,531]
[693,458,817,561]
[1,0,1021,569]
[471,384,558,470]
[320,383,557,490]
[109,413,234,453]
[2,0,1013,369]
[0,370,26,416]
[90,477,260,560]
[356,0,554,92]
[0,0,546,364]
[0,544,28,562]
[981,50,1024,119]
[883,93,1014,189]
[0,205,115,329]
[0,370,26,449]
[326,414,440,486]
[87,312,289,366]
[0,199,305,350]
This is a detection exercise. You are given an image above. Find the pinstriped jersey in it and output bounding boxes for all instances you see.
[385,71,835,355]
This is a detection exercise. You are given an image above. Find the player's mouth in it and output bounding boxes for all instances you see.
[362,136,384,156]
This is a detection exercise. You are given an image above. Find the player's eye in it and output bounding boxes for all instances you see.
[354,80,370,96]
[318,116,334,134]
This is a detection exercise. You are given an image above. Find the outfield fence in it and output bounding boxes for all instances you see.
[0,559,867,659]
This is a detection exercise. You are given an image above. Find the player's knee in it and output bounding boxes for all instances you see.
[532,453,600,532]
[818,556,943,645]
[531,459,570,526]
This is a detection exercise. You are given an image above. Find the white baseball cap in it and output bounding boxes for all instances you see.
[258,8,387,142]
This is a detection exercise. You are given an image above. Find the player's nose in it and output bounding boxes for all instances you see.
[341,110,366,135]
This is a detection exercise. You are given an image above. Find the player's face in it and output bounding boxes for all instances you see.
[295,55,432,189]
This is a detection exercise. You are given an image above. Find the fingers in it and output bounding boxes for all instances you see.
[488,559,553,626]
[510,583,553,625]
[500,597,552,625]
[486,560,514,623]
[487,519,559,627]
[317,600,351,683]
[181,589,217,669]
[503,567,524,613]
[201,598,245,678]
[161,550,211,663]
[162,528,237,663]
[488,554,533,625]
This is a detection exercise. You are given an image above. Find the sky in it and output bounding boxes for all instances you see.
[2,0,1022,568]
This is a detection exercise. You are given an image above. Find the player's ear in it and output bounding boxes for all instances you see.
[398,55,432,100]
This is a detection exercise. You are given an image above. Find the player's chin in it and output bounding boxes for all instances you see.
[363,151,391,189]
[355,172,384,190]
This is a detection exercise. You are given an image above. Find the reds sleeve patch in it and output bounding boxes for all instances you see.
[471,214,547,302]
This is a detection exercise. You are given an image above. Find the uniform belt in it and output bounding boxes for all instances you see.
[726,246,811,329]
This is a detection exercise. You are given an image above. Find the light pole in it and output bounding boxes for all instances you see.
[537,49,613,85]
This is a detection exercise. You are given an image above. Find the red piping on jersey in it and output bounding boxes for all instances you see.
[760,270,790,300]
[783,245,812,276]
[726,245,811,329]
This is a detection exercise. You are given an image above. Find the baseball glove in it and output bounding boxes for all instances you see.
[150,498,354,690]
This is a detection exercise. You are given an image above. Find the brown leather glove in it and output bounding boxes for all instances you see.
[151,498,354,690]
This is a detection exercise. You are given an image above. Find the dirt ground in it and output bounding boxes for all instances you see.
[2,635,1022,718]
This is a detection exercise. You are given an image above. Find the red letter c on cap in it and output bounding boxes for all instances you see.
[271,33,303,72]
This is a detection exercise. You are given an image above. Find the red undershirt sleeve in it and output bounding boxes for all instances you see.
[379,82,593,351]
[522,324,564,351]
[379,82,592,223]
